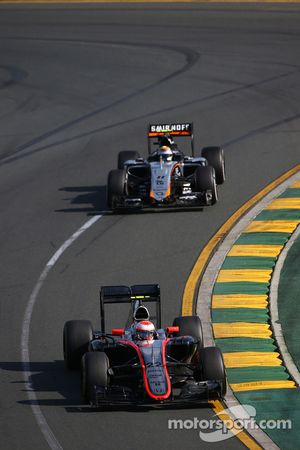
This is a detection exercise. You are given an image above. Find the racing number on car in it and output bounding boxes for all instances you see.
[156,175,165,186]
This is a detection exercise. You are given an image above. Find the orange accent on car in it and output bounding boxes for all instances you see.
[164,185,171,198]
[148,131,191,137]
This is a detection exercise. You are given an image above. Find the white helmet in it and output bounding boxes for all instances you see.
[134,320,156,342]
[158,145,173,162]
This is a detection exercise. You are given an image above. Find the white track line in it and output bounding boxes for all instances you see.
[270,223,300,387]
[21,215,102,450]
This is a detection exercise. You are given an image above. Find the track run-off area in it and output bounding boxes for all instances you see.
[195,165,300,449]
[1,4,300,450]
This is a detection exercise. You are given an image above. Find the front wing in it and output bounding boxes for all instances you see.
[112,191,214,211]
[89,380,223,408]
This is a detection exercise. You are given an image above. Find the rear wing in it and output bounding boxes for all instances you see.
[100,284,161,332]
[148,122,194,156]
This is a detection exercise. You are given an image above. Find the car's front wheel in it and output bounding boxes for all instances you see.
[107,169,126,210]
[81,352,110,402]
[200,346,227,397]
[194,165,218,205]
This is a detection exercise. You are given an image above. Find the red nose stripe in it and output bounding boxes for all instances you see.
[119,340,171,401]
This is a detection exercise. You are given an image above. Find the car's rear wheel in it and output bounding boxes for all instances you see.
[107,169,126,209]
[118,151,140,169]
[200,346,227,397]
[172,316,203,349]
[201,146,225,185]
[194,165,218,205]
[63,320,93,369]
[81,352,110,402]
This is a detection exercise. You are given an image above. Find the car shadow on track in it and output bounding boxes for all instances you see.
[56,185,108,214]
[2,360,82,407]
[2,360,210,413]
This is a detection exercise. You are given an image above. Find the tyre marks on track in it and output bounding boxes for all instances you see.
[0,38,199,165]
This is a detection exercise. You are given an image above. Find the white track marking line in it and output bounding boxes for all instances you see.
[270,223,300,387]
[21,215,102,450]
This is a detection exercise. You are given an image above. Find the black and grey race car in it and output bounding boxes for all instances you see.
[63,284,227,407]
[107,123,225,211]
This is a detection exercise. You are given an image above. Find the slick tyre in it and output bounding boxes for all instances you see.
[81,352,109,402]
[118,151,140,169]
[63,320,93,369]
[201,146,225,185]
[172,316,203,349]
[194,165,218,205]
[200,346,227,397]
[107,169,126,209]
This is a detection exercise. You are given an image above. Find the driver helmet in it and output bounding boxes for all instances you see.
[158,145,173,162]
[159,134,175,148]
[134,320,156,342]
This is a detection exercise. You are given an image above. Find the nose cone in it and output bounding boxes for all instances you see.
[150,162,173,201]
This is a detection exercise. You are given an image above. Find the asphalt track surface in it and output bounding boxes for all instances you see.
[1,4,300,450]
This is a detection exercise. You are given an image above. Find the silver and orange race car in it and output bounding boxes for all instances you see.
[63,284,227,407]
[107,123,225,211]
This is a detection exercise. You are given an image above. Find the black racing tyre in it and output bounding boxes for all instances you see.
[81,352,109,402]
[194,165,218,205]
[173,316,203,349]
[118,151,140,169]
[63,320,93,370]
[201,146,225,185]
[107,169,126,209]
[200,346,227,397]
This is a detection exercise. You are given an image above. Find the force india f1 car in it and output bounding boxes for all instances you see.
[63,284,227,407]
[107,123,225,211]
